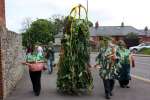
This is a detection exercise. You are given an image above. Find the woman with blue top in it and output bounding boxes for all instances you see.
[117,40,135,88]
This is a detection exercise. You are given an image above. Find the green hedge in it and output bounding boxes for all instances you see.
[138,48,150,55]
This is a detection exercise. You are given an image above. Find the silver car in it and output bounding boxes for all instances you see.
[129,42,150,53]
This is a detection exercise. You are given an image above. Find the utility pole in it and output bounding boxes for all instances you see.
[87,0,88,20]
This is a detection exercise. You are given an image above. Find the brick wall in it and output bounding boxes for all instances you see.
[0,34,3,100]
[139,36,150,42]
[0,26,25,99]
[0,0,5,26]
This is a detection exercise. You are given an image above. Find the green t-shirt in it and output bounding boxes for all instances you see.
[118,48,130,64]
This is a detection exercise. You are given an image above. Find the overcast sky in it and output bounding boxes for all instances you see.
[6,0,150,33]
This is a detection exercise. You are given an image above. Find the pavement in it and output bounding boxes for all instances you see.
[6,53,150,100]
[6,68,150,100]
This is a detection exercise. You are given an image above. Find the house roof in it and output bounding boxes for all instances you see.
[55,26,149,38]
[138,30,150,36]
[90,26,141,36]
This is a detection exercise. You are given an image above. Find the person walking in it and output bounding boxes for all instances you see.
[29,67,42,96]
[26,45,33,55]
[23,46,45,96]
[117,40,135,88]
[36,45,44,57]
[46,47,54,74]
[95,37,121,99]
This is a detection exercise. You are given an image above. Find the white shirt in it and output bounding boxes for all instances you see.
[37,46,43,56]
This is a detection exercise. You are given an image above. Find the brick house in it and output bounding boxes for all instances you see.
[90,26,150,45]
[90,26,140,42]
[138,30,150,42]
[54,26,150,51]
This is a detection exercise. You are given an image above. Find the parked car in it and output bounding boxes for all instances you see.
[129,42,150,53]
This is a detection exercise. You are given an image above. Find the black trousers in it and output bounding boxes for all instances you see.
[103,79,115,96]
[29,70,42,95]
[119,80,129,87]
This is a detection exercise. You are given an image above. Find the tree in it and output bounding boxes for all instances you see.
[88,20,93,27]
[22,19,55,48]
[124,32,139,48]
[21,17,32,32]
[50,15,65,35]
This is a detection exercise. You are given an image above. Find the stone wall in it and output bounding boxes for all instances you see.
[0,26,25,99]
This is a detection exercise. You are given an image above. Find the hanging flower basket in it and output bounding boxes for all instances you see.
[22,53,46,71]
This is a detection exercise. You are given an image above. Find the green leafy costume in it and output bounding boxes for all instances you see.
[57,5,93,94]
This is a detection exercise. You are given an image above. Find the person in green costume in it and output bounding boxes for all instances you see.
[117,40,135,88]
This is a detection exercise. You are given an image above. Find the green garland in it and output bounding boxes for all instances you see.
[57,10,93,94]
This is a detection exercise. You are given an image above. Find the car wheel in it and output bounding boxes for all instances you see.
[132,49,138,54]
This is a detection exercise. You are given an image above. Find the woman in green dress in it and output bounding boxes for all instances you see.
[117,40,135,88]
[95,37,121,99]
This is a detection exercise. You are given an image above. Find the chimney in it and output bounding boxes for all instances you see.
[144,26,148,36]
[95,21,99,29]
[121,22,124,27]
[0,0,6,26]
[144,26,148,32]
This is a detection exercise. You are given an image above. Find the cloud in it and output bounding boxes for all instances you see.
[5,0,150,32]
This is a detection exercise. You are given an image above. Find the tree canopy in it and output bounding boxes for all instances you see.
[22,15,93,48]
[22,19,55,47]
[124,32,139,48]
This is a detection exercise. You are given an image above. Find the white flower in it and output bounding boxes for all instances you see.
[66,42,70,46]
[64,34,70,39]
[75,33,78,35]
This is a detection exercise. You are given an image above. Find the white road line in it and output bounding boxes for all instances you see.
[131,74,150,83]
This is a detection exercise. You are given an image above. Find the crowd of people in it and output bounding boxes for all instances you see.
[22,37,135,99]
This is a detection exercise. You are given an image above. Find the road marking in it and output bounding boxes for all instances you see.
[131,74,150,83]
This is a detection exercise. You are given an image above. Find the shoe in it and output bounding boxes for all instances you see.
[34,92,40,96]
[120,85,125,88]
[125,86,130,88]
[48,71,52,74]
[105,94,111,99]
[110,92,113,96]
